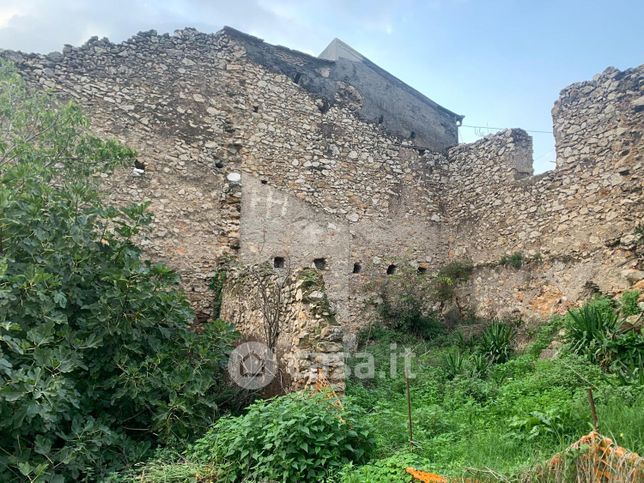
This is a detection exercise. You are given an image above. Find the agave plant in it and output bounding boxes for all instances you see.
[469,353,491,378]
[479,322,516,363]
[442,350,466,379]
[565,304,619,364]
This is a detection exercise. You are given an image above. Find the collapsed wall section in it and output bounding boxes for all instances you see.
[220,266,345,392]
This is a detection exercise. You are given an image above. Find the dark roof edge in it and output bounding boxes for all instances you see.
[223,26,463,122]
[221,26,334,67]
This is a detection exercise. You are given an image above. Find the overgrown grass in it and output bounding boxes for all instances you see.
[111,299,643,482]
[342,317,643,481]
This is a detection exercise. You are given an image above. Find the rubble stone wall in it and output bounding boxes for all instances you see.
[1,27,642,361]
[227,27,462,151]
[220,266,345,392]
[442,66,643,318]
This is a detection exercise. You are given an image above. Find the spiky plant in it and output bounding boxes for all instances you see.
[479,322,516,363]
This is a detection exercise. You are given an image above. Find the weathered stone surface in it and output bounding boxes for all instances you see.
[220,266,345,392]
[1,27,641,380]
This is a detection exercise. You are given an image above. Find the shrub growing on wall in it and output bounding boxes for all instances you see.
[499,252,524,269]
[0,62,238,481]
[377,266,445,339]
[431,260,473,319]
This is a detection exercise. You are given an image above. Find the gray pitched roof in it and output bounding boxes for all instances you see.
[318,38,463,121]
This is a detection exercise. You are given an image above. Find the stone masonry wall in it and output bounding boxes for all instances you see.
[0,27,450,359]
[229,28,462,151]
[1,30,247,316]
[220,266,345,392]
[442,66,643,318]
[1,27,642,352]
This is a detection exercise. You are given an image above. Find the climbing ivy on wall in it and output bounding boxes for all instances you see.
[210,269,227,319]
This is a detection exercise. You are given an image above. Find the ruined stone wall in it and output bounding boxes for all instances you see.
[229,28,462,151]
[554,67,643,168]
[1,27,641,341]
[220,266,345,392]
[1,30,247,316]
[442,66,643,318]
[0,27,450,343]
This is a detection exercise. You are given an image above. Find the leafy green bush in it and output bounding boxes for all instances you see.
[431,260,473,304]
[0,62,239,481]
[563,296,643,381]
[377,272,446,340]
[602,330,644,385]
[190,390,374,482]
[620,290,641,317]
[499,252,524,269]
[377,295,439,338]
[478,322,516,363]
[565,302,617,362]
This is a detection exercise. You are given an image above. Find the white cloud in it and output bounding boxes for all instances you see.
[0,0,413,54]
[0,1,33,29]
[0,8,20,29]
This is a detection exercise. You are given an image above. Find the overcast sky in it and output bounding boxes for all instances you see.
[0,0,642,173]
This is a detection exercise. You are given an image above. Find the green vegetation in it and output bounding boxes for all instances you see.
[431,259,473,304]
[209,269,227,320]
[620,289,641,317]
[189,391,373,482]
[113,270,642,482]
[2,60,642,482]
[478,321,516,363]
[341,314,643,480]
[375,259,473,339]
[565,295,643,383]
[377,266,447,339]
[0,62,241,481]
[499,251,525,268]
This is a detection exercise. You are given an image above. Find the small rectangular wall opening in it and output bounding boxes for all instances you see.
[313,258,327,270]
[352,262,362,274]
[273,257,285,269]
